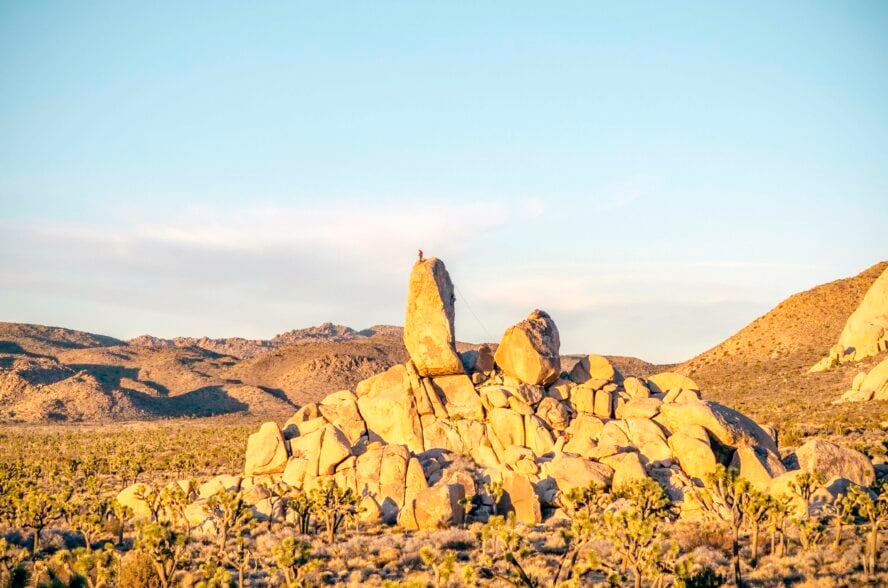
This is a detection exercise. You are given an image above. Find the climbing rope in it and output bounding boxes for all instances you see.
[454,282,495,343]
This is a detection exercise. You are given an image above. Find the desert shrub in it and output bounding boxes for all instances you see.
[119,549,162,588]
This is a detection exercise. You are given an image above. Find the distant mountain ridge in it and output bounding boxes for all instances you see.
[0,319,662,423]
[128,322,397,359]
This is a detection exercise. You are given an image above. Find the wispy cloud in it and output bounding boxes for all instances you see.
[0,200,836,362]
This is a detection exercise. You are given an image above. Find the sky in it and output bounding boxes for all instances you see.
[1,2,886,363]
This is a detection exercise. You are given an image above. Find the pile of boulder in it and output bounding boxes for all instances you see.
[811,266,888,372]
[835,356,888,403]
[119,258,879,530]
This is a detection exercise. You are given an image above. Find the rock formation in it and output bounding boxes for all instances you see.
[494,310,561,386]
[403,258,464,377]
[811,265,888,371]
[835,356,888,403]
[192,258,878,531]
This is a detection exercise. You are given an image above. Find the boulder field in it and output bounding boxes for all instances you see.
[119,258,879,530]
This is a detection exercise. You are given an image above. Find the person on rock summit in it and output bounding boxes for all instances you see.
[418,249,424,262]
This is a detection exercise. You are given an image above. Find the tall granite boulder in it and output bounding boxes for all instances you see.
[403,258,464,377]
[494,310,561,386]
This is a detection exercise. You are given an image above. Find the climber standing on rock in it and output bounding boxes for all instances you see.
[418,249,424,262]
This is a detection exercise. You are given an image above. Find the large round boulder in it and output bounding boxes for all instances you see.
[494,310,561,386]
[796,439,875,487]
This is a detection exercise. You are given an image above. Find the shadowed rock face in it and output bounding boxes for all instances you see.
[403,258,464,377]
[494,309,561,386]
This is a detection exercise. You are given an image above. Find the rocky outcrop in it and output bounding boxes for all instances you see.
[812,266,888,371]
[494,310,561,386]
[403,258,464,377]
[219,257,878,533]
[837,266,888,361]
[835,356,888,402]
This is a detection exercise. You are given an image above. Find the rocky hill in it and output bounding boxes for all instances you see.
[677,261,888,436]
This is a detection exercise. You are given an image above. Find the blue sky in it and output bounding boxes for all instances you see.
[1,2,886,363]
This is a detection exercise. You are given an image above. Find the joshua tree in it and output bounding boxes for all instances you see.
[601,479,675,588]
[847,480,888,576]
[310,479,358,544]
[0,538,28,587]
[766,496,793,558]
[13,487,62,558]
[207,489,253,556]
[195,560,233,588]
[287,488,315,535]
[273,537,315,587]
[420,546,457,588]
[483,481,504,516]
[738,489,772,566]
[478,512,535,587]
[787,471,824,518]
[136,521,187,588]
[68,545,118,588]
[691,466,753,586]
[827,493,856,550]
[68,497,113,552]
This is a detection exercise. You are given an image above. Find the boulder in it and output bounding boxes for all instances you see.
[623,377,650,399]
[836,266,888,361]
[319,391,366,444]
[617,397,662,419]
[461,345,495,374]
[501,471,542,525]
[403,258,464,376]
[731,446,786,490]
[536,397,572,430]
[115,484,154,520]
[859,357,888,401]
[570,385,596,414]
[488,407,525,449]
[667,427,717,483]
[494,310,561,386]
[547,378,574,401]
[317,425,353,476]
[796,439,875,487]
[282,403,321,438]
[404,483,466,530]
[524,415,556,456]
[432,374,485,420]
[244,422,288,476]
[356,365,424,453]
[569,355,617,385]
[183,500,211,528]
[563,414,604,458]
[479,386,511,409]
[647,372,700,396]
[544,454,613,494]
[600,452,647,490]
[622,418,672,466]
[198,475,242,499]
[593,388,614,419]
[657,400,778,454]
